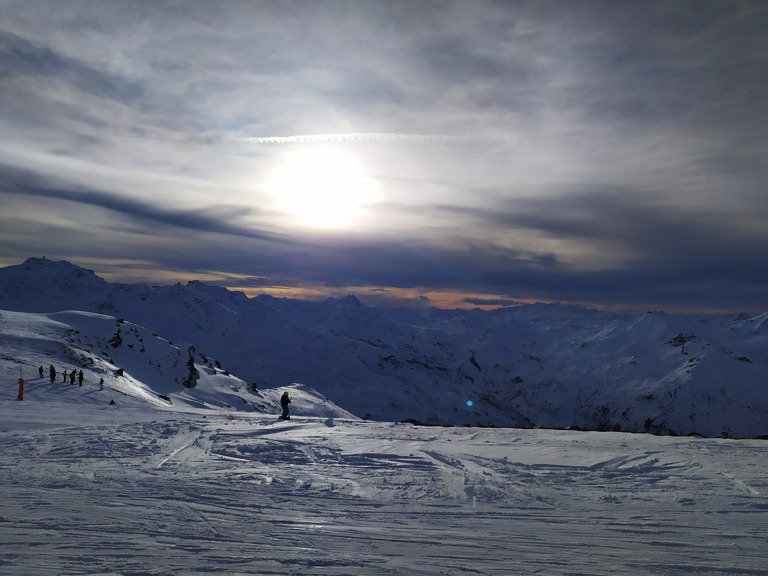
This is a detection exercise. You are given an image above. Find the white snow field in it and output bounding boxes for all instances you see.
[2,394,767,575]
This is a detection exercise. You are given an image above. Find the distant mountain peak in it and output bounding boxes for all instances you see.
[21,256,99,278]
[325,294,362,308]
[0,257,107,313]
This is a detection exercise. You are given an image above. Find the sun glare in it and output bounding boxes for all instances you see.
[267,146,379,229]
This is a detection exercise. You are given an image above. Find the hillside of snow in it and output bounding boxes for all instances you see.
[2,257,768,438]
[0,309,356,420]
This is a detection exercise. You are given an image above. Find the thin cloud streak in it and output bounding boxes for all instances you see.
[240,132,514,145]
[242,133,459,144]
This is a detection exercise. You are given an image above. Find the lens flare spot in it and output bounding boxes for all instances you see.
[466,400,473,407]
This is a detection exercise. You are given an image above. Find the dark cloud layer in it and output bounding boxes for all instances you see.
[0,165,282,244]
[1,0,767,311]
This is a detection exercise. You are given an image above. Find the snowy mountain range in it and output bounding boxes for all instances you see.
[2,256,767,438]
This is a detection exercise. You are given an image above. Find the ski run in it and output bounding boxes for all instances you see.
[1,397,766,575]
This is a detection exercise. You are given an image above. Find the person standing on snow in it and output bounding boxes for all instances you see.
[78,370,84,386]
[39,366,44,378]
[280,391,291,420]
[49,364,56,383]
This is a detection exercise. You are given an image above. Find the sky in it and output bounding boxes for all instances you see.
[1,0,767,312]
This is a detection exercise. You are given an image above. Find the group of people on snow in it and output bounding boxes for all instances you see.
[39,362,291,416]
[41,364,85,386]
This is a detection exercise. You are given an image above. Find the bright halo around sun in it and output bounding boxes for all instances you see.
[267,146,379,229]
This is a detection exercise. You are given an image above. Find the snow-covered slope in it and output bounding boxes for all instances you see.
[0,308,356,420]
[1,257,767,437]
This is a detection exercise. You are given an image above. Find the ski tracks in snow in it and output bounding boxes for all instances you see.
[2,411,768,575]
[153,422,205,469]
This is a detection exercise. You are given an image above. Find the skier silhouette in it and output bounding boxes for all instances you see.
[49,365,56,383]
[280,392,291,420]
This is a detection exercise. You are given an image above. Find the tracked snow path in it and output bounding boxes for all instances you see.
[1,402,767,575]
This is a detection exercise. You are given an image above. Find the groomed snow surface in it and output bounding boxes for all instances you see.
[2,392,767,575]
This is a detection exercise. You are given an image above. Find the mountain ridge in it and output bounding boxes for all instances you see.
[1,257,767,437]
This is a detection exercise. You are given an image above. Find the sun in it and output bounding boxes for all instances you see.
[267,146,379,229]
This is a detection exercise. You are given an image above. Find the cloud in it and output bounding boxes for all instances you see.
[462,297,523,307]
[240,133,466,145]
[1,1,767,312]
[0,164,283,244]
[0,30,148,104]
